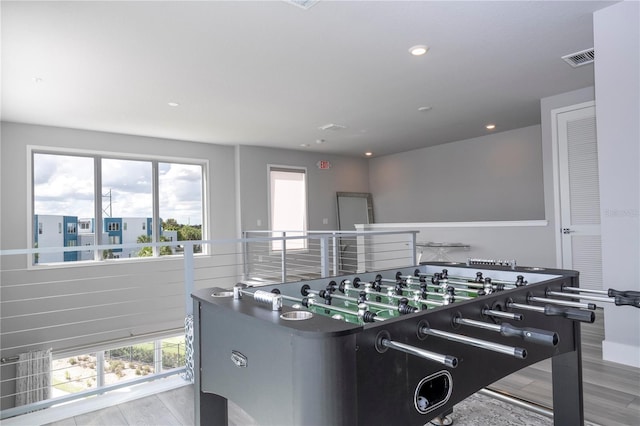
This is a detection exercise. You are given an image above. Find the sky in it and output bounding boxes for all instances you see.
[34,153,203,225]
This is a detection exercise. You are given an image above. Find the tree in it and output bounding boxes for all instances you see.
[137,234,173,256]
[163,218,179,230]
[178,225,201,241]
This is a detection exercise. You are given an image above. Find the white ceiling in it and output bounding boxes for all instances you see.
[1,1,615,157]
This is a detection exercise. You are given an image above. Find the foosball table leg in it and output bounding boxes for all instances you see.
[551,326,585,426]
[198,391,228,426]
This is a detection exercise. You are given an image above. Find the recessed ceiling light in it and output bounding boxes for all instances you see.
[365,152,373,157]
[300,143,310,148]
[168,102,180,107]
[319,123,346,131]
[33,77,43,84]
[418,106,433,112]
[409,45,429,56]
[485,124,496,130]
[316,139,325,144]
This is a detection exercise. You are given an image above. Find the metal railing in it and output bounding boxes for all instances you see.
[0,228,418,420]
[242,230,418,283]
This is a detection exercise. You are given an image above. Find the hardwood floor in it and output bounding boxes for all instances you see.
[491,310,640,426]
[44,311,640,426]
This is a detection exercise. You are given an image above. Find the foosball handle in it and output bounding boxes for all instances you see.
[500,323,559,346]
[614,295,640,308]
[608,288,640,299]
[543,305,595,323]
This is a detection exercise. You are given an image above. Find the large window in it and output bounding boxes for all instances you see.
[32,150,205,264]
[269,166,307,250]
[50,335,185,398]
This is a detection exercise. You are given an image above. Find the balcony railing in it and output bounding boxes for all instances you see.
[0,228,418,420]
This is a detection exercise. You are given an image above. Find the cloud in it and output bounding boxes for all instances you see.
[34,154,203,225]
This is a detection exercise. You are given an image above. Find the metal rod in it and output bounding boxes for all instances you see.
[546,291,613,304]
[417,273,521,286]
[276,292,385,322]
[528,296,596,310]
[507,302,595,323]
[381,339,458,368]
[308,289,407,312]
[456,317,501,332]
[561,286,608,296]
[419,326,527,359]
[398,282,475,300]
[0,355,20,363]
[455,318,558,346]
[480,388,553,418]
[483,309,523,321]
[305,297,377,320]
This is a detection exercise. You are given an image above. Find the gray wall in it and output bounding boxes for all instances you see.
[594,1,640,368]
[236,145,369,233]
[0,122,238,251]
[369,125,544,223]
[0,122,237,409]
[0,122,370,361]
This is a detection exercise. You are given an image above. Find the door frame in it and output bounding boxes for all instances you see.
[550,100,596,268]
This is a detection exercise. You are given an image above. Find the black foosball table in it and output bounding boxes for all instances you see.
[192,262,638,426]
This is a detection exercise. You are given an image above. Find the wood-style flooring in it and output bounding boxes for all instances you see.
[491,310,640,426]
[44,311,640,426]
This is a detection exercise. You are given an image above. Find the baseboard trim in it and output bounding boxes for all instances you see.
[602,339,640,368]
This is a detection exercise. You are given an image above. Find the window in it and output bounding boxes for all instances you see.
[32,150,206,265]
[269,166,307,250]
[50,334,185,399]
[159,163,203,254]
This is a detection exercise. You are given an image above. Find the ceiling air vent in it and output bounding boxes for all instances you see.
[562,48,595,68]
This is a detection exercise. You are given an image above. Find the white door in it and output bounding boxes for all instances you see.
[556,103,603,290]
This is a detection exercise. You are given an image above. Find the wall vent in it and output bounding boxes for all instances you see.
[562,48,595,68]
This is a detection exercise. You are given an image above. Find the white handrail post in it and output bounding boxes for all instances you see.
[184,242,194,316]
[320,235,329,278]
[332,233,339,276]
[411,232,418,265]
[281,232,287,282]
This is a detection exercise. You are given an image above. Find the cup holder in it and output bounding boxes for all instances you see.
[211,291,234,297]
[280,311,313,321]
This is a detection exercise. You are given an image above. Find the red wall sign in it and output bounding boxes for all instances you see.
[317,160,332,170]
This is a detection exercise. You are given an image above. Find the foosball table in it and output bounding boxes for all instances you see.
[192,262,639,426]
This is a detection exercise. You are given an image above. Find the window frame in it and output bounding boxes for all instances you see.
[28,145,209,267]
[267,164,309,252]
